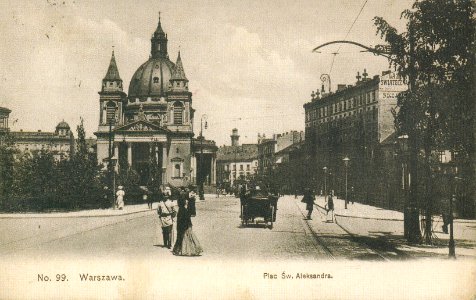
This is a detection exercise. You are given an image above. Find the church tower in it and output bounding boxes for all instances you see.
[98,50,126,130]
[151,16,168,59]
[167,51,193,132]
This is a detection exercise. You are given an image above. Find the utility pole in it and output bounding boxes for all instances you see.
[199,114,207,200]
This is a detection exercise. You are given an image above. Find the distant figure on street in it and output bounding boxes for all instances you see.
[143,187,152,210]
[302,188,315,220]
[239,184,248,218]
[157,196,176,248]
[188,187,197,217]
[173,195,203,256]
[326,190,335,222]
[116,186,125,210]
[441,196,451,234]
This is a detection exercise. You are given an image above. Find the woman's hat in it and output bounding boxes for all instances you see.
[118,186,123,190]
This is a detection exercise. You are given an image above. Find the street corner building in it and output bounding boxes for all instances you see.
[304,70,408,208]
[94,17,199,187]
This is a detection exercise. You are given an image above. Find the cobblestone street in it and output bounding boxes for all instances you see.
[0,195,410,261]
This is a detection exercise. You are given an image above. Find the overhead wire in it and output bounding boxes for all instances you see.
[328,0,369,74]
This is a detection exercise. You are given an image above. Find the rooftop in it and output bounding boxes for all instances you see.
[217,144,258,162]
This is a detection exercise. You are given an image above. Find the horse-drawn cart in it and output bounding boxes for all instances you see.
[241,191,278,229]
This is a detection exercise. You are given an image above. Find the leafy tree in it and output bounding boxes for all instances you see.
[374,0,475,241]
[0,132,16,208]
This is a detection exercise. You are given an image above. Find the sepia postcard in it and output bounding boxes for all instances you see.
[0,0,475,299]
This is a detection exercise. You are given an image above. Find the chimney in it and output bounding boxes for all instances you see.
[231,128,240,146]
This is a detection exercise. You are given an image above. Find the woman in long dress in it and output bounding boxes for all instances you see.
[173,193,203,256]
[116,186,125,210]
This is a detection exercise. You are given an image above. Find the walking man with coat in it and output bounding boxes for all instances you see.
[157,195,176,249]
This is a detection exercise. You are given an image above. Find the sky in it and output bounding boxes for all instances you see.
[0,0,414,146]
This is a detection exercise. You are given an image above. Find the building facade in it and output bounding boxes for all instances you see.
[216,129,258,186]
[0,107,11,136]
[12,121,74,160]
[94,18,198,187]
[257,131,304,176]
[304,70,407,207]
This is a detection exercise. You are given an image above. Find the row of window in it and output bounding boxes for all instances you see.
[306,106,378,128]
[306,90,377,122]
[224,163,252,171]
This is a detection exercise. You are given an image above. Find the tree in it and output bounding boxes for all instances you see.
[374,0,475,242]
[0,132,16,208]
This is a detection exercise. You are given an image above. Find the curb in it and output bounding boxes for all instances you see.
[313,202,472,224]
[0,208,154,219]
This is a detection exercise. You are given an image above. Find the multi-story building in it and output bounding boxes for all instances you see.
[12,121,75,160]
[0,106,73,160]
[257,131,304,176]
[216,129,258,186]
[303,70,407,207]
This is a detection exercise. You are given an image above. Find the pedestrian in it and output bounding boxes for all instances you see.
[173,193,203,256]
[157,195,176,248]
[188,187,197,217]
[301,188,315,220]
[326,190,335,222]
[239,184,248,219]
[116,186,125,210]
[441,196,451,234]
[143,187,153,210]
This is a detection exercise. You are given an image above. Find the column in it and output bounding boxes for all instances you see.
[211,156,216,185]
[162,143,168,184]
[191,155,196,184]
[114,143,119,172]
[127,142,132,167]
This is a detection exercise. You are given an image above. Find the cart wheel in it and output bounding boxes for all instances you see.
[269,206,275,229]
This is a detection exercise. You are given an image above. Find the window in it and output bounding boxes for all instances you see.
[174,164,181,178]
[247,164,250,171]
[153,77,159,83]
[240,165,243,171]
[173,101,183,125]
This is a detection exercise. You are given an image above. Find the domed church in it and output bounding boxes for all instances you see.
[94,17,209,187]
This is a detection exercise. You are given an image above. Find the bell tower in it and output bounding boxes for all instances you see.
[98,49,126,129]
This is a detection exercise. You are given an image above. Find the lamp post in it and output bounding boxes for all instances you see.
[448,164,460,259]
[323,166,328,199]
[397,135,421,243]
[198,114,208,200]
[343,157,350,209]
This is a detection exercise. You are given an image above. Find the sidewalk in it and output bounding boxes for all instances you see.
[0,202,160,219]
[314,196,476,259]
[0,194,218,219]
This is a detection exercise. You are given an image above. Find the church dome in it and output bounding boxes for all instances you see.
[56,120,70,129]
[128,57,175,98]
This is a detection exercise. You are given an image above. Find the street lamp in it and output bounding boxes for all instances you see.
[198,114,208,200]
[446,163,460,259]
[323,166,328,199]
[343,157,350,209]
[397,135,421,243]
